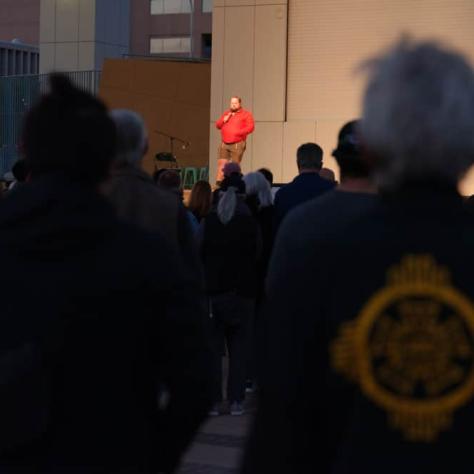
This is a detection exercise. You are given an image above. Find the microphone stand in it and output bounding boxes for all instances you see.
[154,130,190,157]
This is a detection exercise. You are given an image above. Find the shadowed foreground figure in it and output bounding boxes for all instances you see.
[243,39,474,474]
[0,75,213,473]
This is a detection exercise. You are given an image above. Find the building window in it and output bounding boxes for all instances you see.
[202,34,212,58]
[150,0,194,15]
[202,0,212,12]
[150,37,191,54]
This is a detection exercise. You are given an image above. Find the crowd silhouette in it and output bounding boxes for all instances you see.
[2,38,474,474]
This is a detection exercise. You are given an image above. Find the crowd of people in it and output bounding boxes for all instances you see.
[1,38,474,473]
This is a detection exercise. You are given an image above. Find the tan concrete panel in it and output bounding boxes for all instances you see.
[40,0,56,43]
[314,118,347,182]
[210,6,225,121]
[287,0,474,123]
[256,0,287,4]
[251,122,283,182]
[240,133,253,175]
[78,41,95,70]
[282,121,317,183]
[214,0,225,6]
[254,4,287,121]
[39,42,56,74]
[56,0,80,43]
[225,0,256,5]
[209,124,221,183]
[54,42,78,71]
[79,0,95,42]
[223,6,255,112]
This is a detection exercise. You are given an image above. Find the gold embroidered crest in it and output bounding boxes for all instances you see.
[331,255,474,442]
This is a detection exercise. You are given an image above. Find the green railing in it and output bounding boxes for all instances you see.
[0,71,101,176]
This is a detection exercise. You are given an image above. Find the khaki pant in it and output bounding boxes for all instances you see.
[217,141,246,182]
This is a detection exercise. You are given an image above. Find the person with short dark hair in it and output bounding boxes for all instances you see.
[257,168,273,187]
[0,75,213,473]
[7,159,30,193]
[157,169,182,194]
[273,142,335,231]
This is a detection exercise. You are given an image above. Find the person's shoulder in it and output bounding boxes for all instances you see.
[279,191,382,244]
[275,179,296,198]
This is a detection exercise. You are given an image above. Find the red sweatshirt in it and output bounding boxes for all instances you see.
[216,108,255,143]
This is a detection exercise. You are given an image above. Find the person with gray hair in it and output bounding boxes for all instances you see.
[243,39,474,474]
[360,38,474,190]
[102,109,198,269]
[244,171,274,296]
[110,109,148,165]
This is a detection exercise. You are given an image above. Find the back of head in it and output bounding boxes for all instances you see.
[12,159,30,183]
[189,180,212,218]
[158,169,181,192]
[297,143,323,172]
[110,109,147,166]
[217,174,245,225]
[258,168,273,186]
[332,120,370,179]
[243,171,273,208]
[360,38,474,190]
[223,161,242,178]
[21,74,116,186]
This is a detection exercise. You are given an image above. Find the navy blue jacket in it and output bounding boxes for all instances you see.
[273,172,335,231]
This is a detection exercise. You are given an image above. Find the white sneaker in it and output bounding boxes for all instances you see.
[230,402,244,416]
[208,404,220,416]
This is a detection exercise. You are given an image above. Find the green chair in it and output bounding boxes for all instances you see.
[199,166,209,182]
[183,167,198,190]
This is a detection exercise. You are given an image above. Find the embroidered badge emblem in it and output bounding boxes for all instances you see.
[331,255,474,442]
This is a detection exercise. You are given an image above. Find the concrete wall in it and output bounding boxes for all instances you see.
[99,58,211,175]
[210,0,288,182]
[210,0,474,191]
[40,0,129,73]
[0,0,40,45]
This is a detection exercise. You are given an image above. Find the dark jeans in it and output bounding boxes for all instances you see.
[210,293,254,404]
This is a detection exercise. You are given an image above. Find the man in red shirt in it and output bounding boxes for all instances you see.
[216,96,255,182]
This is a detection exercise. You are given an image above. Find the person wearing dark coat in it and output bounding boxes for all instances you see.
[243,40,474,474]
[273,142,335,232]
[0,75,213,473]
[200,174,260,416]
[102,109,200,277]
